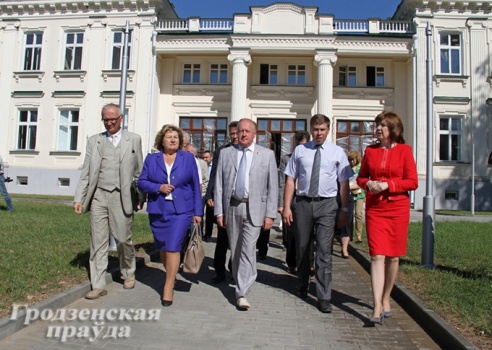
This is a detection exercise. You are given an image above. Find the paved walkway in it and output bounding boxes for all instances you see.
[0,227,440,350]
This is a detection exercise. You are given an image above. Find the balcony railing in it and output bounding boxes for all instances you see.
[156,18,415,35]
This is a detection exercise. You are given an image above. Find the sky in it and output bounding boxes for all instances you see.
[172,0,403,20]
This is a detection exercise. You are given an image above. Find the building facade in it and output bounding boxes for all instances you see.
[0,0,491,210]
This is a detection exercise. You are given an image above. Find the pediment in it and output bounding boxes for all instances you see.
[250,2,318,35]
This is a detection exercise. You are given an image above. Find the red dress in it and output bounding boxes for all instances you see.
[356,143,418,256]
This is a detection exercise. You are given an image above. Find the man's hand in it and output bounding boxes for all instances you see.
[282,207,293,226]
[217,215,225,228]
[73,202,82,215]
[262,217,273,231]
[136,202,145,211]
[277,206,283,214]
[207,198,214,207]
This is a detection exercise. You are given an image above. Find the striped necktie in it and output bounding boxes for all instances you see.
[308,145,321,197]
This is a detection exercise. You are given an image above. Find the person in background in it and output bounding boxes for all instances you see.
[74,103,144,300]
[205,121,238,283]
[0,154,14,212]
[188,144,208,238]
[202,150,214,242]
[283,114,352,313]
[138,125,202,307]
[214,118,278,310]
[347,150,365,243]
[278,130,310,273]
[356,111,418,325]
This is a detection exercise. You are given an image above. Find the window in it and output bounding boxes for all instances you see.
[439,117,462,161]
[111,31,132,70]
[257,118,307,162]
[339,66,356,86]
[260,64,278,84]
[58,178,70,187]
[336,119,376,155]
[64,32,84,70]
[57,110,79,151]
[17,176,28,186]
[366,66,384,87]
[23,33,43,71]
[183,64,200,83]
[210,64,228,84]
[288,65,306,85]
[180,117,228,153]
[439,33,461,75]
[17,110,38,150]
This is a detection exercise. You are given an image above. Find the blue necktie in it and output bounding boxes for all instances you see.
[309,146,321,197]
[235,148,247,199]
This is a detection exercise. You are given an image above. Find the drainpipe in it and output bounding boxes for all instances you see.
[148,30,157,154]
[411,34,418,208]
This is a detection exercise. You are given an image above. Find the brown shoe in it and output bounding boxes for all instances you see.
[123,279,135,289]
[85,289,108,300]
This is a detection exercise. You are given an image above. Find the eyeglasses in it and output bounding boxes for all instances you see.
[102,115,122,124]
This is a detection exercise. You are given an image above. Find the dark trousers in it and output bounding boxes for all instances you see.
[284,223,297,268]
[294,196,337,301]
[204,202,215,238]
[256,228,270,257]
[213,225,230,277]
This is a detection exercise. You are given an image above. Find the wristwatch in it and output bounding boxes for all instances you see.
[341,207,349,212]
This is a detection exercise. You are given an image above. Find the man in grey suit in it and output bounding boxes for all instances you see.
[74,103,144,300]
[215,118,278,310]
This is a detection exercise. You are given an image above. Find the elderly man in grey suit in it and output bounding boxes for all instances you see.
[74,103,144,300]
[215,118,278,310]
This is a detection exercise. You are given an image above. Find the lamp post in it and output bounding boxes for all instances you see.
[421,21,435,268]
[119,21,130,122]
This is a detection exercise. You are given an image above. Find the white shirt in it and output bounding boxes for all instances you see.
[106,129,122,146]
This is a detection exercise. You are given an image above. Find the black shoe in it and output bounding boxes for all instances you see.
[297,288,308,299]
[203,236,211,242]
[161,299,173,307]
[212,274,226,283]
[318,300,332,313]
[258,254,266,261]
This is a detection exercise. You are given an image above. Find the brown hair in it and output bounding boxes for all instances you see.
[375,111,405,144]
[154,124,184,151]
[347,150,361,164]
[310,114,330,128]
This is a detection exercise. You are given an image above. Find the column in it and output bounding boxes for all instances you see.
[228,49,251,122]
[314,49,337,117]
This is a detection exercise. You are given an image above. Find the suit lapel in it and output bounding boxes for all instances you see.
[119,130,130,161]
[172,149,185,174]
[249,144,261,174]
[157,151,166,174]
[228,146,238,172]
[96,133,106,157]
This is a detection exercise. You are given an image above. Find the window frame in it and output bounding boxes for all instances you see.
[179,117,228,153]
[439,33,462,75]
[111,30,132,70]
[259,64,278,85]
[439,116,462,162]
[64,32,84,70]
[366,66,385,87]
[57,109,79,151]
[23,32,43,71]
[339,66,357,87]
[183,63,201,84]
[335,119,376,155]
[287,64,306,85]
[17,109,38,150]
[210,63,228,84]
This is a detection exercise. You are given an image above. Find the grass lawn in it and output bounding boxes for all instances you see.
[357,221,492,349]
[0,199,154,319]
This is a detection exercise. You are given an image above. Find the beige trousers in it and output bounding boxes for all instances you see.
[89,188,136,289]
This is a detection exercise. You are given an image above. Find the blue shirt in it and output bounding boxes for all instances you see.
[284,140,352,197]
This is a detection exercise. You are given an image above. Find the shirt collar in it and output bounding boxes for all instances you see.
[107,129,122,139]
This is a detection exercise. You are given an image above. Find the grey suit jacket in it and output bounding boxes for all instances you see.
[74,130,143,216]
[214,143,278,227]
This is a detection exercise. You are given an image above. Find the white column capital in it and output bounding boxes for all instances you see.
[314,50,338,67]
[228,49,251,65]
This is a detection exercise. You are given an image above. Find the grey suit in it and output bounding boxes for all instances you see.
[215,143,278,299]
[74,131,143,289]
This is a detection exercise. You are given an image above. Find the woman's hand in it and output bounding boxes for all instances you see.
[367,181,388,194]
[158,183,175,195]
[193,216,202,225]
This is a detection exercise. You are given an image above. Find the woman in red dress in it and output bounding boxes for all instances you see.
[356,111,418,325]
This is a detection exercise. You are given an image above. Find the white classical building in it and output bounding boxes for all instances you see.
[0,0,491,210]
